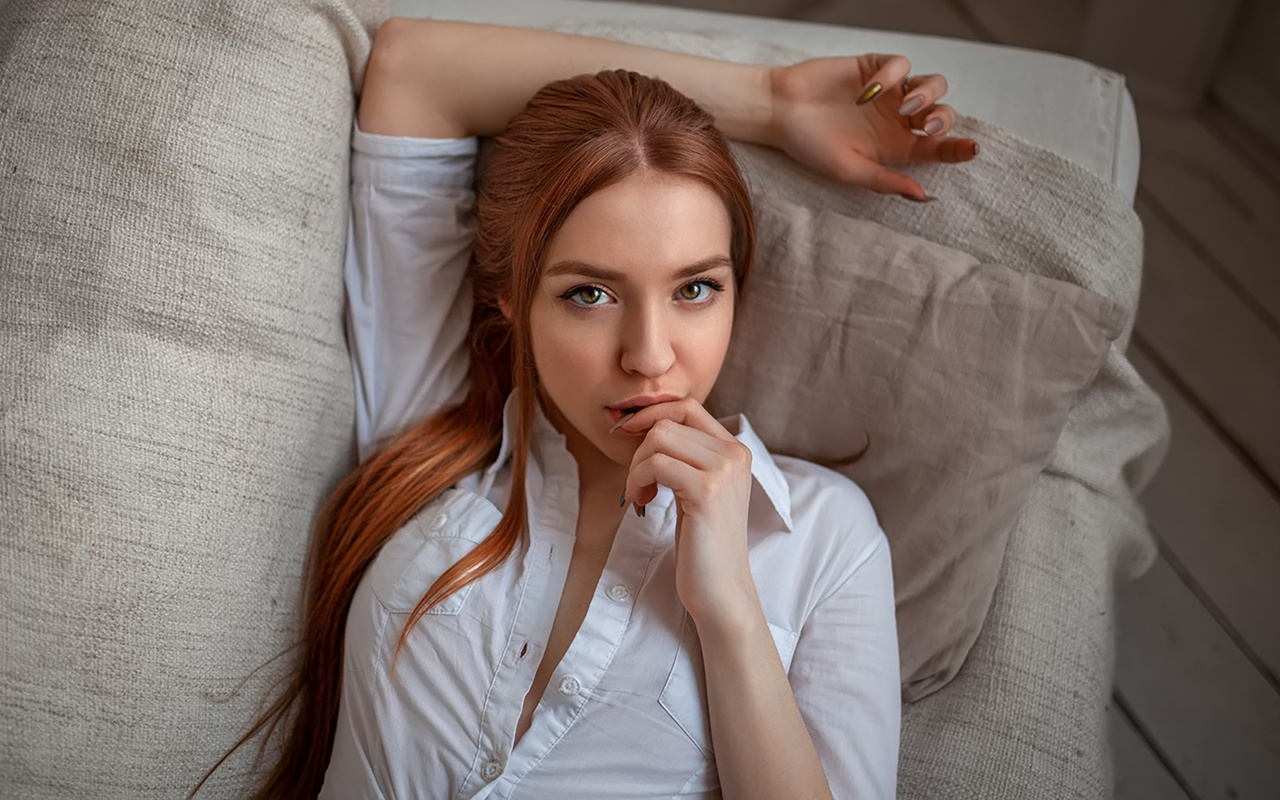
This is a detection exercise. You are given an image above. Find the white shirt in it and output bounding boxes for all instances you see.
[321,122,901,800]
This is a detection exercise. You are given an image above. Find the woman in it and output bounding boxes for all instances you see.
[205,18,976,800]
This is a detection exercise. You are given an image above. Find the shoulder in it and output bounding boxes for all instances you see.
[771,453,889,586]
[732,412,884,569]
[774,453,879,531]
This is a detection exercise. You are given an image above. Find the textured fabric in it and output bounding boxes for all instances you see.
[711,193,1124,700]
[0,0,385,797]
[325,124,900,798]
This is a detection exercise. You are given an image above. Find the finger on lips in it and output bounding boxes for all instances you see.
[608,397,731,441]
[612,398,742,516]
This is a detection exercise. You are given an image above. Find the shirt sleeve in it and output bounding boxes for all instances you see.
[345,120,480,462]
[790,524,901,800]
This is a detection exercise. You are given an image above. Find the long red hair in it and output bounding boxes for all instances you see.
[193,69,755,798]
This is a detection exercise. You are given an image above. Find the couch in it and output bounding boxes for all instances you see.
[0,0,1169,796]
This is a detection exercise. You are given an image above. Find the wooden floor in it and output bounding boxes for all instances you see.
[607,0,1280,796]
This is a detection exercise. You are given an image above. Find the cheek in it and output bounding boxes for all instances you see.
[528,306,608,384]
[683,304,735,387]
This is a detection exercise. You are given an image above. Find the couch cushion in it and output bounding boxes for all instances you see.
[0,0,384,796]
[710,194,1123,700]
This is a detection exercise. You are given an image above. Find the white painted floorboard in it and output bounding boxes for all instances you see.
[1111,704,1194,800]
[1129,344,1280,685]
[1115,552,1280,799]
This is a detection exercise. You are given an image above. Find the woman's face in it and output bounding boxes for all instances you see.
[528,171,736,474]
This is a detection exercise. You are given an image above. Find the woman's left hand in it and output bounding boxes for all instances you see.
[617,399,759,630]
[768,54,979,200]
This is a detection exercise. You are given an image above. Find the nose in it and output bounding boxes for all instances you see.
[618,301,675,378]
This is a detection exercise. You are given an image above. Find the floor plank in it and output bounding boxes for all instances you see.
[957,0,1085,53]
[1130,344,1280,686]
[1115,551,1280,799]
[1200,102,1280,195]
[1136,107,1280,330]
[1111,701,1194,800]
[1133,195,1280,488]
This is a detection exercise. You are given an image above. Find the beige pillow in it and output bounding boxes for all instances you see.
[709,193,1125,701]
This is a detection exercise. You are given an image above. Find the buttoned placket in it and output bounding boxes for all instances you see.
[467,424,673,798]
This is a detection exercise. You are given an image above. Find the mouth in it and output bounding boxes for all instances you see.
[606,394,681,423]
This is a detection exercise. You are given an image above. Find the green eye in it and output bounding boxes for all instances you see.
[558,285,609,307]
[679,279,725,302]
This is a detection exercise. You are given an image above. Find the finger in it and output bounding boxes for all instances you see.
[855,54,912,106]
[907,103,957,136]
[834,154,928,199]
[614,397,734,442]
[624,451,711,510]
[906,132,980,164]
[624,420,736,507]
[897,73,949,118]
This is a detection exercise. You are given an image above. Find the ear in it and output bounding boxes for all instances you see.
[497,297,513,321]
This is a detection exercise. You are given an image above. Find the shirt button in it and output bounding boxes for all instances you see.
[480,759,503,781]
[430,512,448,532]
[607,584,631,602]
[558,675,581,696]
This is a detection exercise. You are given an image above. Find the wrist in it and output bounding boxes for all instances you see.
[706,63,775,147]
[687,584,766,648]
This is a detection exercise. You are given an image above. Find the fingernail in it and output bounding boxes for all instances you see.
[970,140,980,157]
[923,117,944,135]
[898,95,924,115]
[899,193,938,203]
[856,82,883,105]
[620,489,626,508]
[635,504,646,518]
[609,411,637,433]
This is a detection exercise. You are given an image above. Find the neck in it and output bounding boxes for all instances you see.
[568,437,629,501]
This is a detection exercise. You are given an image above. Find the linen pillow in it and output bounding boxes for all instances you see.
[708,193,1125,701]
[0,0,383,796]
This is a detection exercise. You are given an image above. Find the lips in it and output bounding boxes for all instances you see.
[606,394,681,422]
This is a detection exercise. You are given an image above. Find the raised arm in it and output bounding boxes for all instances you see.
[359,18,976,198]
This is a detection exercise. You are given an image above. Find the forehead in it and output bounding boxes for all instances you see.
[543,172,733,280]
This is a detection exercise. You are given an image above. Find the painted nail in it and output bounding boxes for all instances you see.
[635,504,646,518]
[856,82,883,105]
[923,117,944,135]
[898,95,924,115]
[609,412,637,433]
[620,489,626,508]
[899,193,938,203]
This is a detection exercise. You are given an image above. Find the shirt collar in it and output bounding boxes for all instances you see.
[482,393,793,533]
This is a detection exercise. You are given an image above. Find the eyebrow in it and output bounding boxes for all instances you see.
[543,255,734,283]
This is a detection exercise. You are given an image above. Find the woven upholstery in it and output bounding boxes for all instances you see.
[0,0,382,796]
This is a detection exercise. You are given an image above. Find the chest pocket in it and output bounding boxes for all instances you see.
[658,612,800,761]
[368,489,502,617]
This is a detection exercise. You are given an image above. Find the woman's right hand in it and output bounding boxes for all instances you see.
[767,54,979,200]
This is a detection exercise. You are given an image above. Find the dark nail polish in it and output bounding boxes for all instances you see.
[620,490,626,508]
[899,193,938,203]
